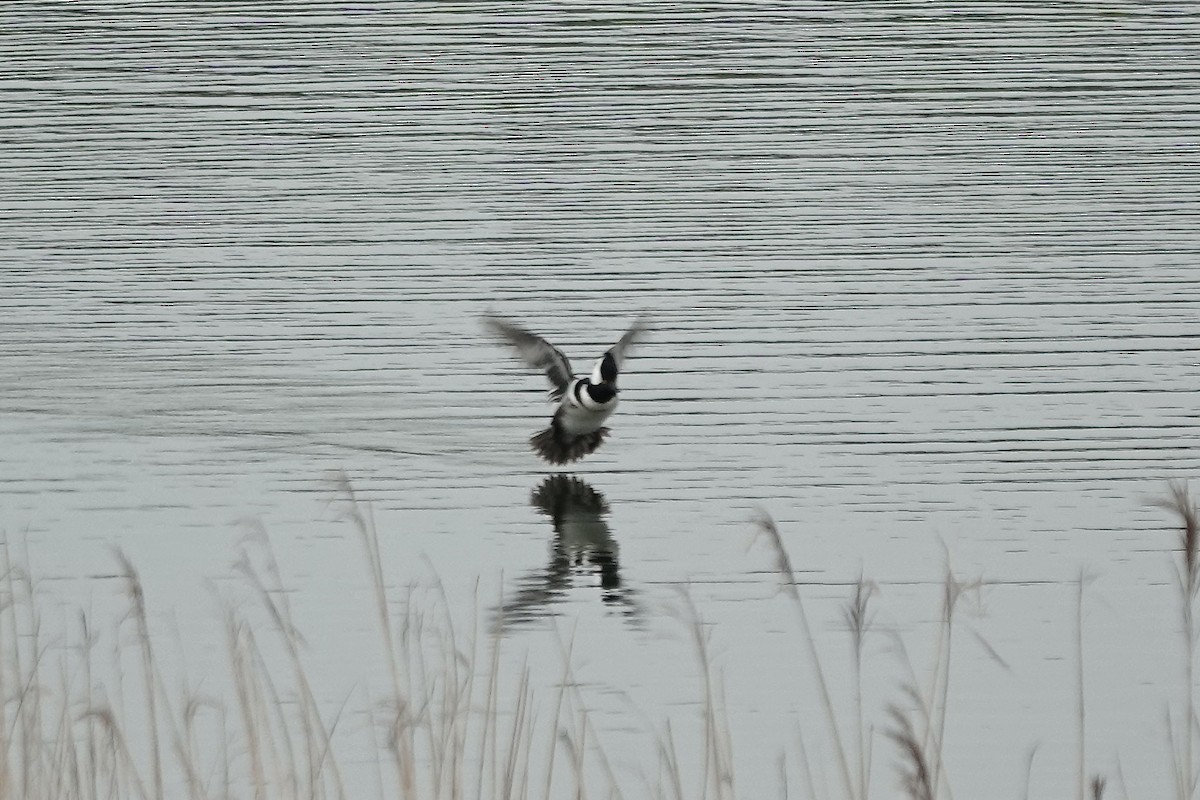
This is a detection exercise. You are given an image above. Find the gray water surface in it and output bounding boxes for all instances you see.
[3,3,1199,797]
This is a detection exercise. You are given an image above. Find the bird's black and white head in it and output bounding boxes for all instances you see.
[581,379,616,406]
[590,352,619,386]
[578,351,620,406]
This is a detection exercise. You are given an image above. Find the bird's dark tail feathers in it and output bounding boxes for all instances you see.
[530,425,610,464]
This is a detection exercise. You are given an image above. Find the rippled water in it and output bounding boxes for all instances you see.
[3,2,1200,797]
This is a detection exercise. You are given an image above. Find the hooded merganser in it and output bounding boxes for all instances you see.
[483,314,646,464]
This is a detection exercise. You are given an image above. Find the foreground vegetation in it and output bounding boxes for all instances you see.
[1,478,1198,799]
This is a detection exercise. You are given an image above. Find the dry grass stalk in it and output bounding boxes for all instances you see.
[873,563,980,800]
[792,723,818,800]
[1077,571,1090,800]
[329,470,620,800]
[655,721,685,800]
[675,587,735,800]
[327,473,416,797]
[926,565,955,792]
[1020,744,1039,800]
[752,510,855,799]
[223,610,269,797]
[0,540,20,800]
[541,627,576,800]
[917,562,986,799]
[886,699,934,800]
[21,472,1190,800]
[0,503,624,800]
[844,574,877,800]
[233,536,348,800]
[82,706,151,799]
[0,539,52,800]
[113,550,164,800]
[1156,480,1200,800]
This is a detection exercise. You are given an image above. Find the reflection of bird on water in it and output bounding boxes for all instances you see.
[483,315,645,464]
[492,474,642,633]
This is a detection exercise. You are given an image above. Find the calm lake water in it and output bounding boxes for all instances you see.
[3,2,1200,797]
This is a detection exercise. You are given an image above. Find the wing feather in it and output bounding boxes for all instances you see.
[589,318,647,383]
[483,315,575,400]
[607,318,646,368]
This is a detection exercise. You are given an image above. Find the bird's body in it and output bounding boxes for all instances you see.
[484,315,645,464]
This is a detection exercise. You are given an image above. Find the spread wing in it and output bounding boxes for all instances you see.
[590,318,647,383]
[608,318,646,368]
[483,315,575,401]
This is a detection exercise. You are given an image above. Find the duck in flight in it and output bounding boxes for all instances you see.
[483,314,646,464]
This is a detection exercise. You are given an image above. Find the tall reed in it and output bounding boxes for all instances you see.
[752,510,855,799]
[1157,480,1200,800]
[8,477,1200,799]
[674,587,735,800]
[0,499,643,799]
[844,575,876,800]
[886,693,934,800]
[751,511,1002,800]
